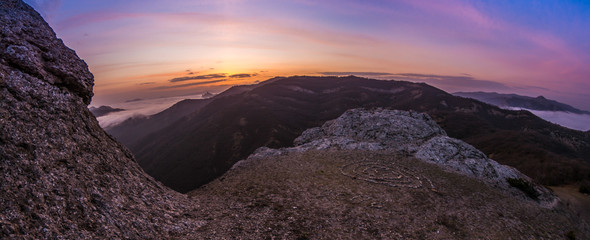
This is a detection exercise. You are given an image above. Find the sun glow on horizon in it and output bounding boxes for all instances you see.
[24,0,590,110]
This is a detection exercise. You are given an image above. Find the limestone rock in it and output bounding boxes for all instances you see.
[294,108,445,151]
[0,1,202,238]
[253,108,557,206]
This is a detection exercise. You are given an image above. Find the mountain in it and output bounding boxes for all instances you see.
[108,76,590,193]
[0,1,203,238]
[4,1,589,238]
[454,91,590,114]
[88,105,124,117]
[185,108,587,238]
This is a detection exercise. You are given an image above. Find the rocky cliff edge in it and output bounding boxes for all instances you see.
[0,1,202,238]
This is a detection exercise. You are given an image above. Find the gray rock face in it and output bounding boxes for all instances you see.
[0,1,202,238]
[294,109,445,151]
[250,108,557,206]
[0,0,93,104]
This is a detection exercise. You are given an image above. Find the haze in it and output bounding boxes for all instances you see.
[25,0,590,111]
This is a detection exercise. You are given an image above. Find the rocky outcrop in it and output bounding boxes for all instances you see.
[248,108,557,206]
[0,1,202,238]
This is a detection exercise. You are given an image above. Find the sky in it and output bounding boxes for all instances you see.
[24,0,590,111]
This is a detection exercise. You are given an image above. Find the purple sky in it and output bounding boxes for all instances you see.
[24,0,590,110]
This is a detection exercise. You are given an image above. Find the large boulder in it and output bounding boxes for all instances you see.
[253,108,557,206]
[0,1,202,238]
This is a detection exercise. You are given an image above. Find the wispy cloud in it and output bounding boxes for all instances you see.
[318,72,394,77]
[390,73,510,90]
[138,82,155,85]
[152,79,226,90]
[169,73,226,83]
[318,71,511,92]
[229,73,255,78]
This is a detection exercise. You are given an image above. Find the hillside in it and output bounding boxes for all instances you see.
[185,109,587,238]
[454,91,590,114]
[3,1,589,238]
[108,76,590,193]
[189,150,587,239]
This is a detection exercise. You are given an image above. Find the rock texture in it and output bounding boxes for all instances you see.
[251,108,557,205]
[0,1,581,238]
[0,1,202,238]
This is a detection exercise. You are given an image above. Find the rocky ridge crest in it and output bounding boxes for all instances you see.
[245,108,557,206]
[0,1,202,238]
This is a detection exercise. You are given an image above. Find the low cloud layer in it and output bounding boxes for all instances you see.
[169,73,226,83]
[507,108,590,131]
[389,73,510,91]
[229,73,255,78]
[318,72,394,77]
[152,79,226,90]
[318,71,510,92]
[93,93,209,128]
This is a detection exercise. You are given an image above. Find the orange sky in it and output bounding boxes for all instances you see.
[25,0,590,110]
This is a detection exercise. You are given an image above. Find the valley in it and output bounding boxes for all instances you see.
[108,76,590,193]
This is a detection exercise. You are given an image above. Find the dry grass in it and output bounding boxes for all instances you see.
[550,185,590,224]
[186,150,589,239]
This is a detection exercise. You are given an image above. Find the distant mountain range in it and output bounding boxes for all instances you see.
[107,76,590,193]
[454,92,590,114]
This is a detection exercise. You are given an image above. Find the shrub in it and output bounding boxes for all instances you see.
[506,178,540,200]
[566,230,576,240]
[579,180,590,194]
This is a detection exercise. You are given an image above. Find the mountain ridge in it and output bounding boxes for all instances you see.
[186,108,586,238]
[109,76,590,193]
[0,1,203,237]
[454,91,590,114]
[247,108,557,206]
[3,1,589,238]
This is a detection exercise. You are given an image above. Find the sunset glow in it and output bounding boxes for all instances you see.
[25,0,590,110]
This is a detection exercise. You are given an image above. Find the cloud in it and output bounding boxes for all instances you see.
[229,73,255,78]
[319,72,394,77]
[507,108,590,131]
[318,72,512,90]
[318,71,510,90]
[152,79,226,90]
[95,93,208,128]
[389,73,510,90]
[169,73,226,83]
[138,82,156,85]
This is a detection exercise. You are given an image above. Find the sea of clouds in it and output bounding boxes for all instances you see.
[93,96,590,132]
[507,107,590,131]
[93,93,205,128]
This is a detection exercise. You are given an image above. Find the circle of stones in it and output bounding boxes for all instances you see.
[341,161,435,190]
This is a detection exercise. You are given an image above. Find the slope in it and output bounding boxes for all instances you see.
[116,76,590,193]
[183,109,588,238]
[189,150,588,239]
[454,91,590,114]
[0,1,202,238]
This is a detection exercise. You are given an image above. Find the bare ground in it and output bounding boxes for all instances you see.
[185,150,589,239]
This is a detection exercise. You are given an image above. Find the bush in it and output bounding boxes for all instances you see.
[566,230,576,240]
[579,180,590,194]
[506,178,540,200]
